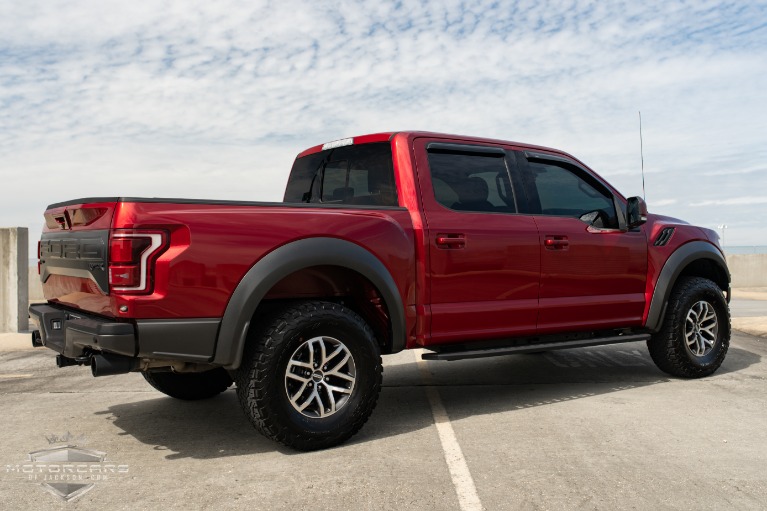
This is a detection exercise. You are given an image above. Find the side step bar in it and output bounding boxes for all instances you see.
[421,333,651,361]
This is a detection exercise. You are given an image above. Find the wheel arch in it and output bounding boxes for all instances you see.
[213,237,406,369]
[646,241,730,332]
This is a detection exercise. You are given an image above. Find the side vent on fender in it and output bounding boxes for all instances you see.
[654,227,675,247]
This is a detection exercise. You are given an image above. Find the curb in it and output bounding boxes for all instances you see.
[731,317,767,339]
[0,333,35,352]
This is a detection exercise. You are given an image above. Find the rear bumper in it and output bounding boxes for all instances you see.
[28,303,221,363]
[28,303,136,358]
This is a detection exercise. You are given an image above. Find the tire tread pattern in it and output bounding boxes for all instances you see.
[235,301,382,451]
[647,276,730,378]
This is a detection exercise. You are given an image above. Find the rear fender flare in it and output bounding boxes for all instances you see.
[213,237,405,369]
[645,241,730,331]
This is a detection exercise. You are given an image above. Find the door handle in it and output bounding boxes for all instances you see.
[436,233,466,249]
[544,235,569,250]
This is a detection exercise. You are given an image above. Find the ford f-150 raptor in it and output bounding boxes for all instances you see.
[29,131,731,450]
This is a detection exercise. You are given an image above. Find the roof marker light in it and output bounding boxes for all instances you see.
[322,138,353,150]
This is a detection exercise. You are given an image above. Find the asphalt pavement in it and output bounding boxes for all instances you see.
[0,298,765,510]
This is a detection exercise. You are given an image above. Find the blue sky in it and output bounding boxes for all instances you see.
[1,0,766,253]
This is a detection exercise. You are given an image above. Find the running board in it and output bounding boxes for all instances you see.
[421,333,651,361]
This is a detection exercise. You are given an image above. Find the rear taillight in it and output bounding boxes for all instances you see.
[108,230,166,294]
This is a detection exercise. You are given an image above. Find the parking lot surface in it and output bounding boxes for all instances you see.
[0,326,765,510]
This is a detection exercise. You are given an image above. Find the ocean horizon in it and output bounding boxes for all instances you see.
[724,246,767,255]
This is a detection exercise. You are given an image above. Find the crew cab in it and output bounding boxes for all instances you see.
[29,131,731,450]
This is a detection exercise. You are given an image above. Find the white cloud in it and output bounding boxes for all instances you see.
[702,165,767,176]
[690,196,767,207]
[652,199,678,207]
[1,0,766,249]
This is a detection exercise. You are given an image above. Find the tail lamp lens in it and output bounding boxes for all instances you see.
[110,237,151,264]
[108,231,166,293]
[108,265,140,287]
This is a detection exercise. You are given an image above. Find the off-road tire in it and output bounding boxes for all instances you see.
[236,301,382,451]
[647,276,730,378]
[143,368,233,400]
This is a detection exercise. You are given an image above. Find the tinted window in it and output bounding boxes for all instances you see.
[321,161,348,202]
[427,151,516,213]
[527,160,618,228]
[283,143,397,206]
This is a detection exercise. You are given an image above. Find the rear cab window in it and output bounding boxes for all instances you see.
[283,142,398,207]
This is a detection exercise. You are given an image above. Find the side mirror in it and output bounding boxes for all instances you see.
[626,196,648,229]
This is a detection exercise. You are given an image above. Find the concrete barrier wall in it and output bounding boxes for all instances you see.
[28,266,44,301]
[726,254,767,288]
[1,228,28,332]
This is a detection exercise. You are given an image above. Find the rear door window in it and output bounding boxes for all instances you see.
[426,149,517,213]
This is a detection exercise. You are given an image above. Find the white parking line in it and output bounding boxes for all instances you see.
[0,374,33,379]
[416,351,483,511]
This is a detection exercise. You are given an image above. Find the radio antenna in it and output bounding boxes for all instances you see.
[639,110,646,200]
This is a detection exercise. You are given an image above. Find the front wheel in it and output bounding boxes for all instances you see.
[236,301,382,451]
[647,277,730,378]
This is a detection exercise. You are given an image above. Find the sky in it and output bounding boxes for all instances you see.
[1,0,766,255]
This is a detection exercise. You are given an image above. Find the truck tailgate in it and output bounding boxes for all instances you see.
[38,199,117,316]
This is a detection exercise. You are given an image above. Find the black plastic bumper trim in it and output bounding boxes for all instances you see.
[136,319,220,361]
[66,317,135,357]
[29,304,222,363]
[28,303,135,358]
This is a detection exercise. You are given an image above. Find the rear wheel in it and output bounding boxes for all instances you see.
[647,277,730,378]
[143,368,233,400]
[236,301,382,451]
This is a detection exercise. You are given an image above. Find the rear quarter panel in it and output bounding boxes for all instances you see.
[110,202,416,319]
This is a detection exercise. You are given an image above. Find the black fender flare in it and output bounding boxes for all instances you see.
[213,237,406,369]
[645,241,730,332]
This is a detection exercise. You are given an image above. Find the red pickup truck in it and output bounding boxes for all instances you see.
[29,131,731,450]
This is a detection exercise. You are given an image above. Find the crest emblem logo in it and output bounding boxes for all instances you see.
[27,446,107,502]
[5,441,129,503]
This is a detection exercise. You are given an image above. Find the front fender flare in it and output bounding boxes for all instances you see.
[645,241,730,332]
[213,237,406,369]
